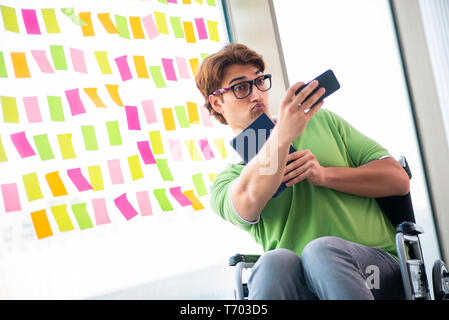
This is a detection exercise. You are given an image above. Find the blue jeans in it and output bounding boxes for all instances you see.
[247,236,405,300]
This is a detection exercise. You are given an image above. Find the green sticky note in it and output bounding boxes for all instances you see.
[200,53,210,61]
[0,135,8,162]
[71,203,94,230]
[49,45,68,70]
[154,11,169,34]
[41,8,60,33]
[174,106,190,128]
[94,51,113,74]
[1,96,19,123]
[207,0,216,6]
[81,125,99,150]
[149,66,167,88]
[155,159,174,181]
[170,16,184,38]
[158,0,168,4]
[153,189,174,211]
[192,173,208,196]
[0,52,7,78]
[47,96,65,121]
[33,134,55,161]
[115,15,130,39]
[61,8,86,26]
[51,205,75,232]
[149,130,164,154]
[1,5,19,33]
[106,121,122,146]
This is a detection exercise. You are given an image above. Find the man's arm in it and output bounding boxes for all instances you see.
[282,151,410,198]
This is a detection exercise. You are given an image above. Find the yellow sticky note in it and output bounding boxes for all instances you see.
[0,135,8,162]
[207,20,219,42]
[94,51,113,74]
[149,131,164,155]
[183,21,196,43]
[186,101,200,124]
[183,190,205,211]
[88,165,104,191]
[83,88,106,108]
[97,13,119,34]
[1,96,19,123]
[11,52,31,78]
[51,205,75,232]
[154,11,169,34]
[129,16,145,39]
[213,138,228,158]
[79,12,95,36]
[23,172,44,201]
[105,84,123,106]
[45,171,68,197]
[41,9,61,33]
[185,140,203,161]
[128,155,144,181]
[161,108,176,131]
[57,133,76,159]
[31,209,53,239]
[208,173,218,182]
[189,58,199,76]
[133,56,149,78]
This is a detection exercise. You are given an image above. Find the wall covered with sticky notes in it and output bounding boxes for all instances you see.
[0,0,256,299]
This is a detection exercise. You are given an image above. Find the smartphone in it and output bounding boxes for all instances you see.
[294,69,340,105]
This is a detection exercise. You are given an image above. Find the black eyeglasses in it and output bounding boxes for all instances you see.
[212,74,272,99]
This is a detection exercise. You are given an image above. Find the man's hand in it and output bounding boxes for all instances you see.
[281,150,326,187]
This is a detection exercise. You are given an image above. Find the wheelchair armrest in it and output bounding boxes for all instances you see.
[396,221,423,235]
[229,254,261,266]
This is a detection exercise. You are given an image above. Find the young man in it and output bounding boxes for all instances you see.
[195,43,410,299]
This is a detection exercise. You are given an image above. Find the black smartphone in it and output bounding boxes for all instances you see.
[294,69,340,105]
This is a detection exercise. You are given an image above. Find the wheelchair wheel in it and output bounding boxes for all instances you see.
[432,259,449,300]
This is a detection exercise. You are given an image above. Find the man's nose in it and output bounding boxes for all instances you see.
[249,84,264,100]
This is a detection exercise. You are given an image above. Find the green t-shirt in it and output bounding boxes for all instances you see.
[210,109,397,257]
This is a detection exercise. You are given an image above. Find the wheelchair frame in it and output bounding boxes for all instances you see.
[229,157,449,300]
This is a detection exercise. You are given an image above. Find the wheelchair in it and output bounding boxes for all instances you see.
[229,157,449,300]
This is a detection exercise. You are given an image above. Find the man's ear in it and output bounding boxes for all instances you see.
[208,94,224,115]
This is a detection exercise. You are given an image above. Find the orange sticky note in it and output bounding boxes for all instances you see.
[129,16,145,39]
[189,58,199,76]
[105,84,123,106]
[161,108,176,131]
[11,52,31,78]
[97,13,119,34]
[83,88,106,108]
[31,209,53,239]
[186,101,200,124]
[79,12,95,36]
[183,21,196,43]
[133,56,149,78]
[45,171,68,197]
[183,190,204,211]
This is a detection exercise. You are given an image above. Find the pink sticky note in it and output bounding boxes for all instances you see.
[136,191,153,216]
[92,198,111,225]
[194,18,208,40]
[169,187,193,206]
[115,55,132,81]
[23,96,43,123]
[169,139,183,161]
[31,50,54,73]
[200,103,212,127]
[1,183,22,212]
[137,140,156,164]
[65,88,86,116]
[175,57,190,79]
[114,193,138,221]
[10,131,36,158]
[22,9,41,35]
[125,105,141,130]
[141,99,157,123]
[199,139,215,160]
[107,159,124,184]
[70,48,88,74]
[167,0,178,3]
[161,58,177,81]
[142,14,159,39]
[67,168,93,191]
